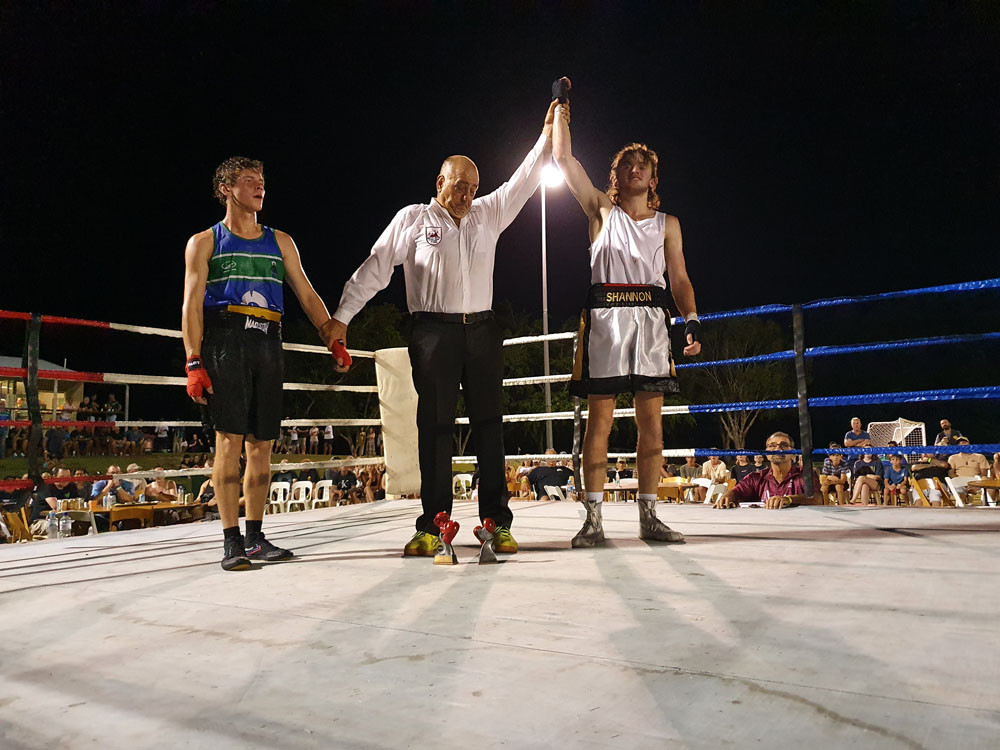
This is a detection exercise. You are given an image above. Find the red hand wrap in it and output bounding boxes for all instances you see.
[185,357,213,400]
[330,339,353,368]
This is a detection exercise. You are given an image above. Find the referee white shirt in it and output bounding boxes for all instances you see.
[333,134,550,324]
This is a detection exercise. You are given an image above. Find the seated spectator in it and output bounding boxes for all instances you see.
[91,465,138,506]
[751,454,768,471]
[729,454,756,484]
[910,454,951,506]
[146,467,178,502]
[275,459,298,485]
[880,440,908,468]
[883,454,911,506]
[72,468,92,499]
[696,455,729,502]
[714,432,822,510]
[849,453,885,505]
[607,459,634,483]
[298,460,320,483]
[820,452,850,505]
[935,418,963,446]
[948,437,990,477]
[843,417,873,449]
[523,450,573,501]
[45,425,67,461]
[26,472,58,535]
[679,456,700,481]
[333,465,359,503]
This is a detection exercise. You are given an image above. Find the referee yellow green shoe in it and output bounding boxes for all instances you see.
[493,526,518,554]
[403,531,439,557]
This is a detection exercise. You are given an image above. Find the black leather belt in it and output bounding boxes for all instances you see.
[412,310,494,324]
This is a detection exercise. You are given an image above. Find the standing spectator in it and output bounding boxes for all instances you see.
[376,427,384,456]
[105,393,123,423]
[287,426,299,454]
[322,424,334,455]
[154,422,169,452]
[935,419,963,446]
[729,454,756,483]
[355,427,366,457]
[884,454,911,505]
[843,417,873,449]
[752,454,768,471]
[366,426,376,457]
[850,453,885,504]
[308,425,320,454]
[0,398,10,460]
[820,453,850,505]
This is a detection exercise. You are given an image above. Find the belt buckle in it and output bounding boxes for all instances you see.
[462,312,469,324]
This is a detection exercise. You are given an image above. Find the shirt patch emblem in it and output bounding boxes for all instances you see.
[245,317,269,334]
[425,226,442,246]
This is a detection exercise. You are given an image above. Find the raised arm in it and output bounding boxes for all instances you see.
[476,101,556,233]
[552,99,607,220]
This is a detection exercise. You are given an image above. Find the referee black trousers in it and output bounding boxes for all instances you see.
[408,315,512,535]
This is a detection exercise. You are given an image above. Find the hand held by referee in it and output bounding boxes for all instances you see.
[185,355,214,405]
[319,317,351,372]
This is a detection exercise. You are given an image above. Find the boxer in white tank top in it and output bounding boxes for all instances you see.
[551,78,702,547]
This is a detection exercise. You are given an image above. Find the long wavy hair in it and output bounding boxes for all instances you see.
[213,156,264,206]
[606,143,660,210]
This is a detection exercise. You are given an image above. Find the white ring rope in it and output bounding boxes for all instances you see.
[502,331,577,347]
[100,373,376,392]
[117,456,385,482]
[114,418,381,428]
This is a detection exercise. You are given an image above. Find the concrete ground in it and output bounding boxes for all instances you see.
[1,500,998,750]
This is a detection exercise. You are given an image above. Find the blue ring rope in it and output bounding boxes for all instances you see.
[684,444,1000,458]
[686,385,1000,414]
[674,332,1000,371]
[670,277,1000,325]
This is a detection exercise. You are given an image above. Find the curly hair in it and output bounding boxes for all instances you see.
[213,156,264,206]
[606,143,660,210]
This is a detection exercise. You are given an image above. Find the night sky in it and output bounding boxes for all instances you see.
[3,3,999,444]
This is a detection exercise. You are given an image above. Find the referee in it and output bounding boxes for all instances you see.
[326,100,559,556]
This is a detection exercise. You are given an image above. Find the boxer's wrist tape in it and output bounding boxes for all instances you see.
[185,356,203,371]
[684,313,700,323]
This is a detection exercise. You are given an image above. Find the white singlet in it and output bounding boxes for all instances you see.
[570,206,677,396]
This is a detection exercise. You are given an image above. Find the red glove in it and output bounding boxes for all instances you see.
[185,356,213,401]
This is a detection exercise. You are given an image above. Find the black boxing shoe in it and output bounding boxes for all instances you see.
[246,535,294,562]
[221,535,252,571]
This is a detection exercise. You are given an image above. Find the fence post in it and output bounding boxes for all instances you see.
[23,313,43,486]
[792,304,814,496]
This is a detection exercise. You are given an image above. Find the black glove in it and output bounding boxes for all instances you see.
[552,78,571,103]
[684,318,701,343]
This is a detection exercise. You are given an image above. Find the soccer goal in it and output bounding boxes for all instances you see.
[866,418,926,448]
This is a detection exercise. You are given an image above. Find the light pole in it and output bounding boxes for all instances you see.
[540,162,563,451]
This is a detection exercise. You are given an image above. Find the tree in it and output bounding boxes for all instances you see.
[678,317,796,450]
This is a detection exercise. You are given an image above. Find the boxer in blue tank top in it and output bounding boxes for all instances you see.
[181,156,343,571]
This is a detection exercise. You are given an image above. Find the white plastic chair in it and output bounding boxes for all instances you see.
[453,473,473,500]
[944,475,981,507]
[266,481,290,514]
[543,485,567,502]
[311,479,334,509]
[286,481,313,512]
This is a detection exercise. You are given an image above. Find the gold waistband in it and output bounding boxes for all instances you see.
[226,304,282,322]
